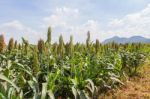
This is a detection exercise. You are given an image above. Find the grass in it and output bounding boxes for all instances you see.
[99,62,150,99]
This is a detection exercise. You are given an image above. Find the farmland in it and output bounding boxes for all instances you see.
[0,27,150,99]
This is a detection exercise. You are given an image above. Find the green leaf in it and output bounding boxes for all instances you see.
[0,92,6,99]
[86,79,95,94]
[0,74,20,92]
[72,86,78,99]
[47,90,55,99]
[41,83,47,99]
[110,77,124,85]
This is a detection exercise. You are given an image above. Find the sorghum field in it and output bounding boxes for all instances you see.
[0,27,150,99]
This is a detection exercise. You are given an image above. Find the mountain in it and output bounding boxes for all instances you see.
[103,36,150,44]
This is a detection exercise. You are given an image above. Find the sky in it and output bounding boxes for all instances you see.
[0,0,150,43]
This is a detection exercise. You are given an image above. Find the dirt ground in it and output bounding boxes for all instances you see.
[99,63,150,99]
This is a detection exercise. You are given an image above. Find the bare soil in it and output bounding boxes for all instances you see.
[99,63,150,99]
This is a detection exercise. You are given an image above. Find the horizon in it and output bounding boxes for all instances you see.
[0,0,150,43]
[1,32,150,44]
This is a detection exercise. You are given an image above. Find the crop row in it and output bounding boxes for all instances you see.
[0,27,150,99]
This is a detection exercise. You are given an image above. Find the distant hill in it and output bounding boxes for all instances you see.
[103,36,150,44]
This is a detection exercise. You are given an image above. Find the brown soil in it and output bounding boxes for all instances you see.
[99,63,150,99]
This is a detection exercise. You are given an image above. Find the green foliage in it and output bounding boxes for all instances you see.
[0,28,149,98]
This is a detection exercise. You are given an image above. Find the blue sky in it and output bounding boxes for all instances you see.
[0,0,150,43]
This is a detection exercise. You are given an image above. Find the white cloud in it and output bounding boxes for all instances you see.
[43,6,79,28]
[0,20,42,44]
[1,20,25,30]
[42,6,102,43]
[70,20,102,42]
[108,4,150,38]
[42,5,150,43]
